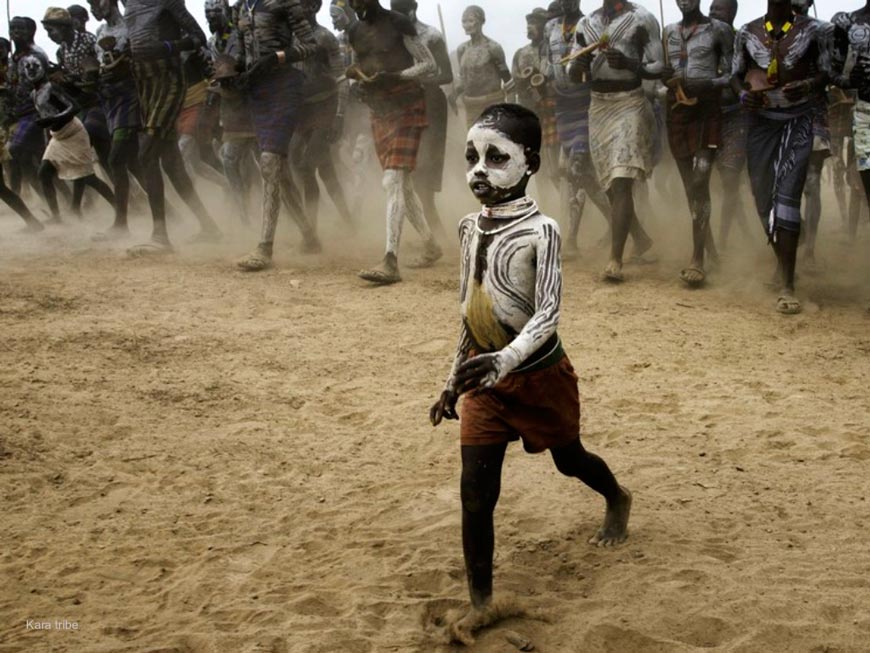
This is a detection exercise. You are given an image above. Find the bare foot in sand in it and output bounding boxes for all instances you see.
[359,254,401,285]
[603,259,624,283]
[589,485,632,547]
[447,598,525,646]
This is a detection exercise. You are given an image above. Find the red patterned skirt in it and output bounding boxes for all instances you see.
[367,81,428,171]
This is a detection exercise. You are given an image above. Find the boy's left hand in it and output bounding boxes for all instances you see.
[455,354,504,392]
[430,390,458,426]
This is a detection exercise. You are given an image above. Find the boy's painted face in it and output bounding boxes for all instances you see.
[466,124,531,204]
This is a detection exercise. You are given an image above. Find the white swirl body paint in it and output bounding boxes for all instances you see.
[466,125,530,190]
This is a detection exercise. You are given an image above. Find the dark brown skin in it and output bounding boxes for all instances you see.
[347,0,413,85]
[730,0,826,108]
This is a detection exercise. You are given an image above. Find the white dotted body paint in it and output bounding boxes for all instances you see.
[466,125,530,190]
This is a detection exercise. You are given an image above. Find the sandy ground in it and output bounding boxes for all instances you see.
[2,176,870,653]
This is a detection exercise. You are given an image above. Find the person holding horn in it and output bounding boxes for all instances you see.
[660,0,733,287]
[567,0,663,283]
[732,0,830,314]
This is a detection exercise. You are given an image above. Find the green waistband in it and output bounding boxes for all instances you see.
[511,337,565,374]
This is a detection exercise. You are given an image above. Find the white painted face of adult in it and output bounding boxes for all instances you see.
[465,124,530,201]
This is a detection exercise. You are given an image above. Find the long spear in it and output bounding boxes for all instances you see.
[437,4,447,46]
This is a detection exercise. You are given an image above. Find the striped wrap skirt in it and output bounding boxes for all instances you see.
[132,58,186,139]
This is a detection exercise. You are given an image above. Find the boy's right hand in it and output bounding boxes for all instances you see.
[430,390,458,426]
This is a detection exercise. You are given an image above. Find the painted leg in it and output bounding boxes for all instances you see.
[359,169,403,284]
[237,151,282,271]
[676,151,714,287]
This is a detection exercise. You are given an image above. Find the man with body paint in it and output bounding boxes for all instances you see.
[231,0,322,271]
[732,0,830,315]
[86,0,148,239]
[8,17,50,198]
[568,0,662,282]
[347,0,442,285]
[513,7,560,201]
[832,1,870,231]
[546,0,641,259]
[290,0,356,233]
[206,0,257,227]
[430,103,631,646]
[27,53,117,222]
[453,6,512,130]
[43,6,112,174]
[792,0,834,266]
[661,0,733,287]
[391,0,453,241]
[0,38,43,232]
[709,0,752,250]
[124,0,223,255]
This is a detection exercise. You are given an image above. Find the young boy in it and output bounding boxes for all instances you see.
[430,103,632,645]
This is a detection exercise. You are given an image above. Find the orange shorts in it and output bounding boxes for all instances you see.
[460,355,581,453]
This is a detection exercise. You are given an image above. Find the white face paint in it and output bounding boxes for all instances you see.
[465,124,529,191]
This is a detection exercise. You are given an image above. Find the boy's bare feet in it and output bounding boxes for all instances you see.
[448,598,525,646]
[589,485,631,547]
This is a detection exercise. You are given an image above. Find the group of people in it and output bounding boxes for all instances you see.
[2,0,869,644]
[0,0,867,301]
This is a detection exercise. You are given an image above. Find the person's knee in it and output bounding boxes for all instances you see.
[382,169,400,192]
[221,141,241,168]
[259,151,283,181]
[460,476,498,515]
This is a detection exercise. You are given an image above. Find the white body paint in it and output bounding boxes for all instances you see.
[444,196,563,391]
[466,125,530,190]
[383,169,433,258]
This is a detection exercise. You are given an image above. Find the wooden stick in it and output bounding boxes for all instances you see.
[559,40,602,65]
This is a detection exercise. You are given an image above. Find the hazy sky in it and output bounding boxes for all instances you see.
[12,0,859,62]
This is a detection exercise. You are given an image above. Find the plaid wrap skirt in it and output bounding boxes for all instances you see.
[367,81,428,172]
